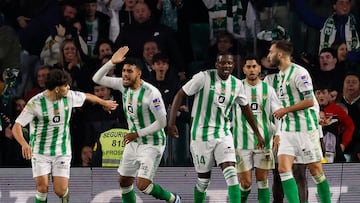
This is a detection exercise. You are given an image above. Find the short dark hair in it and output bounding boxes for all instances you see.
[313,82,333,91]
[320,48,337,58]
[344,71,360,81]
[45,69,72,90]
[271,40,293,55]
[152,53,169,64]
[123,57,143,71]
[244,54,260,64]
[216,51,234,60]
[333,0,351,5]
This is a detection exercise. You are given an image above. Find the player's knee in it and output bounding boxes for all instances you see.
[36,185,48,194]
[196,178,210,193]
[240,180,252,189]
[137,178,152,192]
[53,185,67,197]
[119,176,134,188]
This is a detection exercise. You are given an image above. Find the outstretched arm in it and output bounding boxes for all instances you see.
[85,93,118,111]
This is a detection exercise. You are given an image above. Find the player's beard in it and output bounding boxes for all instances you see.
[270,56,281,68]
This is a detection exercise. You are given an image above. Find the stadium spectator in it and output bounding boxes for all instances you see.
[80,83,127,167]
[315,84,354,162]
[310,48,345,94]
[339,72,360,162]
[53,38,94,93]
[80,0,110,56]
[114,2,186,80]
[294,0,360,63]
[24,65,50,102]
[204,31,241,71]
[118,0,137,35]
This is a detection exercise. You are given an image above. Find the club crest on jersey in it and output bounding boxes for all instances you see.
[300,74,311,86]
[152,98,161,109]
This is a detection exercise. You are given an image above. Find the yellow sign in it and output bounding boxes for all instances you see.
[99,128,128,167]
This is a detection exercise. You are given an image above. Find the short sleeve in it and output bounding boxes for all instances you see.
[294,69,313,93]
[148,89,167,119]
[234,81,248,106]
[182,71,206,96]
[68,90,87,108]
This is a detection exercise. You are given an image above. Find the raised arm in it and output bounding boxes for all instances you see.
[92,46,129,89]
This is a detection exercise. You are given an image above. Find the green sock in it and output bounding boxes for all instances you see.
[258,188,270,203]
[240,186,250,203]
[122,190,136,203]
[281,178,300,203]
[194,187,206,203]
[228,184,241,203]
[35,199,46,203]
[149,183,172,201]
[317,180,331,203]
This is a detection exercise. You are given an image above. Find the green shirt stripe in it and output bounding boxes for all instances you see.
[39,98,49,154]
[201,71,216,141]
[62,98,69,154]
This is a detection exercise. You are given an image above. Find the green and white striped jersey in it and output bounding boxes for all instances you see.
[92,61,167,145]
[276,63,319,132]
[183,70,248,141]
[121,81,166,145]
[232,80,282,150]
[15,91,86,156]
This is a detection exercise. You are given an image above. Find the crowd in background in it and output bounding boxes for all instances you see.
[0,0,359,167]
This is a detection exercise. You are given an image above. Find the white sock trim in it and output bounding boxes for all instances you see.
[257,180,269,189]
[142,183,154,195]
[280,171,293,182]
[36,191,47,201]
[121,185,134,194]
[195,178,210,193]
[240,184,251,191]
[312,173,326,184]
[223,166,239,186]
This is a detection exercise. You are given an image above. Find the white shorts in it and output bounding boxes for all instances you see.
[118,142,165,181]
[235,149,275,173]
[278,129,323,164]
[190,136,236,173]
[31,154,71,178]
